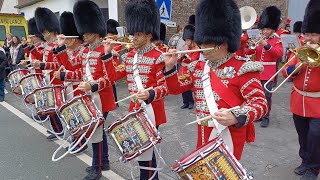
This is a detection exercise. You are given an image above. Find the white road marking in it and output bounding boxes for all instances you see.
[0,101,125,180]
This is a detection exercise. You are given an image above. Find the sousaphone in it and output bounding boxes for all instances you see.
[240,6,257,30]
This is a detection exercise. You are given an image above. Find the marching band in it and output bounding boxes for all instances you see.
[4,0,320,179]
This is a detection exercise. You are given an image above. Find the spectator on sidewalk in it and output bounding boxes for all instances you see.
[9,35,25,71]
[0,46,8,102]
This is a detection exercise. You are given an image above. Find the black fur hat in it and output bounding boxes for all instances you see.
[160,23,166,41]
[125,0,160,40]
[293,21,302,33]
[188,15,195,26]
[258,6,281,30]
[34,7,60,34]
[194,0,241,53]
[73,0,106,37]
[302,0,320,33]
[28,18,43,39]
[107,19,119,35]
[183,24,195,41]
[60,11,82,40]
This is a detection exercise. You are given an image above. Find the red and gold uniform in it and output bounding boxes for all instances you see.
[164,54,268,160]
[276,29,290,36]
[245,34,283,81]
[178,47,200,76]
[236,33,249,57]
[23,42,44,74]
[102,44,168,127]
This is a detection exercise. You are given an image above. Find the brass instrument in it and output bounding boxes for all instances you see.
[240,6,257,30]
[248,35,266,50]
[264,46,320,93]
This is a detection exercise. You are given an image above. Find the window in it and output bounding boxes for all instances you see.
[0,26,6,41]
[10,26,26,40]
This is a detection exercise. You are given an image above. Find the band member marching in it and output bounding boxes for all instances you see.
[282,0,320,179]
[59,1,116,179]
[178,24,199,109]
[163,0,268,160]
[293,21,305,46]
[155,22,169,53]
[103,0,168,179]
[246,6,283,128]
[276,18,292,36]
[29,7,64,140]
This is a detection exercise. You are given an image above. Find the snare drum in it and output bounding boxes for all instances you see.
[57,94,104,140]
[107,108,161,162]
[30,85,66,116]
[168,34,187,50]
[19,73,46,104]
[172,137,252,180]
[7,69,30,95]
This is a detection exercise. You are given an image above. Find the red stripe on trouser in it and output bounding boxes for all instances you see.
[99,142,102,169]
[50,113,60,133]
[148,161,152,178]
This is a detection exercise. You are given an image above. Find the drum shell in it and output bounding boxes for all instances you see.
[8,69,30,95]
[20,73,46,104]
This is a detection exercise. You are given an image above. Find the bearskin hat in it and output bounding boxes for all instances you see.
[34,7,60,34]
[188,14,195,26]
[194,0,241,53]
[107,19,119,35]
[28,18,43,39]
[125,0,160,40]
[258,6,281,30]
[183,24,195,41]
[160,23,166,41]
[302,0,320,33]
[73,0,106,37]
[293,21,302,33]
[60,11,82,40]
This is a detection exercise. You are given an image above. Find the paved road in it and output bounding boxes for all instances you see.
[0,77,319,180]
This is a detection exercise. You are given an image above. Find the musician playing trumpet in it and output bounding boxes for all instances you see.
[245,6,283,127]
[281,0,320,178]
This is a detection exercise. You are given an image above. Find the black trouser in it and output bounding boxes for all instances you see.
[49,113,63,134]
[112,84,118,104]
[293,114,320,174]
[138,151,159,180]
[182,90,194,105]
[260,80,274,121]
[92,112,109,170]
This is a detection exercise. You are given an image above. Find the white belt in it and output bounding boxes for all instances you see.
[294,86,320,98]
[261,62,276,65]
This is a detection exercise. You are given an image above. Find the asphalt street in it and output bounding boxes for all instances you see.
[0,76,319,180]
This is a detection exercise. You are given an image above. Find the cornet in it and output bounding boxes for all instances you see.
[248,36,266,50]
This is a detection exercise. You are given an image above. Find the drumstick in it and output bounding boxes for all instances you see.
[49,65,64,84]
[67,88,79,96]
[186,106,241,126]
[115,87,153,104]
[162,47,216,55]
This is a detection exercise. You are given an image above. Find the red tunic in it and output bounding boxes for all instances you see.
[54,45,86,96]
[282,51,320,118]
[164,54,268,160]
[276,29,290,36]
[30,39,63,85]
[246,35,283,81]
[236,33,249,57]
[23,42,44,74]
[178,47,200,75]
[62,41,116,113]
[157,44,169,53]
[102,45,168,127]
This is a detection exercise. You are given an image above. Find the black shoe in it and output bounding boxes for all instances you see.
[260,119,269,127]
[66,144,88,154]
[46,133,63,140]
[294,164,308,175]
[255,118,262,122]
[180,104,189,109]
[33,115,47,121]
[85,164,110,173]
[188,103,194,109]
[83,168,101,180]
[300,170,318,180]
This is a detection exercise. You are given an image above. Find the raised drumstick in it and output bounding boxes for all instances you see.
[186,106,241,126]
[115,87,153,104]
[49,65,64,84]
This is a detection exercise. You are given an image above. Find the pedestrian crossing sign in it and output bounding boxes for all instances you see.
[157,0,172,21]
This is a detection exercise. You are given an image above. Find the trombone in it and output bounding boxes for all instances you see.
[264,46,320,93]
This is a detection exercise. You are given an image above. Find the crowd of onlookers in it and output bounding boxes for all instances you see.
[0,33,26,102]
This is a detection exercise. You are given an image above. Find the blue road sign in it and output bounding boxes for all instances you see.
[157,0,172,21]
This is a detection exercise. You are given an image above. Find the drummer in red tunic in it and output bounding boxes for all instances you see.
[163,0,268,160]
[102,0,168,179]
[281,0,320,178]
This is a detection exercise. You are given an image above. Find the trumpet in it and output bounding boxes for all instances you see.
[264,45,320,93]
[248,36,266,50]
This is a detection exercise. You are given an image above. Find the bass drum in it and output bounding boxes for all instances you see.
[168,34,187,50]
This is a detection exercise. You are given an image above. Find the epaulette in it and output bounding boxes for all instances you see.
[237,61,264,76]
